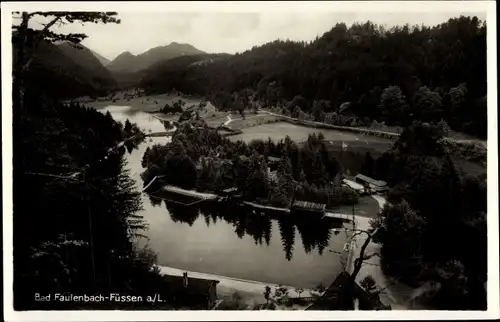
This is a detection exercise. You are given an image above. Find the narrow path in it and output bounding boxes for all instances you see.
[141,175,165,192]
[223,113,270,127]
[371,194,387,210]
[223,114,232,126]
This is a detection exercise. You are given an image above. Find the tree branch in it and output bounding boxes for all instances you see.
[351,227,380,281]
[22,14,63,73]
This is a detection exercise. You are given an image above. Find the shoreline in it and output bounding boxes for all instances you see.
[157,265,322,310]
[146,181,358,223]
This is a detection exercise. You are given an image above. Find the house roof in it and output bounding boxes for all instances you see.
[162,274,219,297]
[355,174,387,187]
[292,200,326,212]
[306,271,351,310]
[306,271,389,311]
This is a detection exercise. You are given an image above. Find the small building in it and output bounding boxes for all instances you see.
[162,272,219,310]
[238,155,249,163]
[354,174,388,193]
[267,169,278,183]
[291,200,326,216]
[220,187,239,197]
[341,179,365,193]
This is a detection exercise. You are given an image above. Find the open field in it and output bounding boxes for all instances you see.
[189,111,281,130]
[203,112,233,128]
[228,114,282,129]
[85,92,202,112]
[229,121,394,148]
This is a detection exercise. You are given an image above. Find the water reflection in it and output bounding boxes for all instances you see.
[148,197,345,262]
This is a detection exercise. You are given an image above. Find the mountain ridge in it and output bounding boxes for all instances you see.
[106,42,206,74]
[89,48,111,66]
[57,42,115,86]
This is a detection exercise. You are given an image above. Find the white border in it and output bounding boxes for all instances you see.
[2,1,498,321]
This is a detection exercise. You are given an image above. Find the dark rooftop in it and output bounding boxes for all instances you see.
[355,174,387,187]
[307,271,390,311]
[292,200,326,212]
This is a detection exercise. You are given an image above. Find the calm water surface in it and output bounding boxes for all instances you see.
[103,106,360,288]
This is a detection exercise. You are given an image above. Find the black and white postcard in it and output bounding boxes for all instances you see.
[2,1,498,321]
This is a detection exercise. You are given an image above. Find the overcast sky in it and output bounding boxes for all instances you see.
[20,5,487,61]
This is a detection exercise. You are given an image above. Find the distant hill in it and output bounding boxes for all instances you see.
[106,51,136,73]
[89,49,111,66]
[107,42,206,74]
[139,53,232,94]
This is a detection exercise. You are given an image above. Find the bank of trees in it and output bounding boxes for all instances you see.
[371,122,487,310]
[13,89,167,309]
[141,121,357,209]
[12,12,120,100]
[141,16,486,139]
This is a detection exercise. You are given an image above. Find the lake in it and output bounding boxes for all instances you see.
[102,106,366,289]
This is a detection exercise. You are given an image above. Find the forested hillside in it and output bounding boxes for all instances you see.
[12,11,171,310]
[12,33,117,99]
[107,42,206,73]
[57,42,115,86]
[140,16,487,138]
[371,122,487,310]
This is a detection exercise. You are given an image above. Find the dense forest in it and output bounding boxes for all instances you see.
[12,11,176,310]
[13,86,174,309]
[140,16,487,138]
[371,122,487,310]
